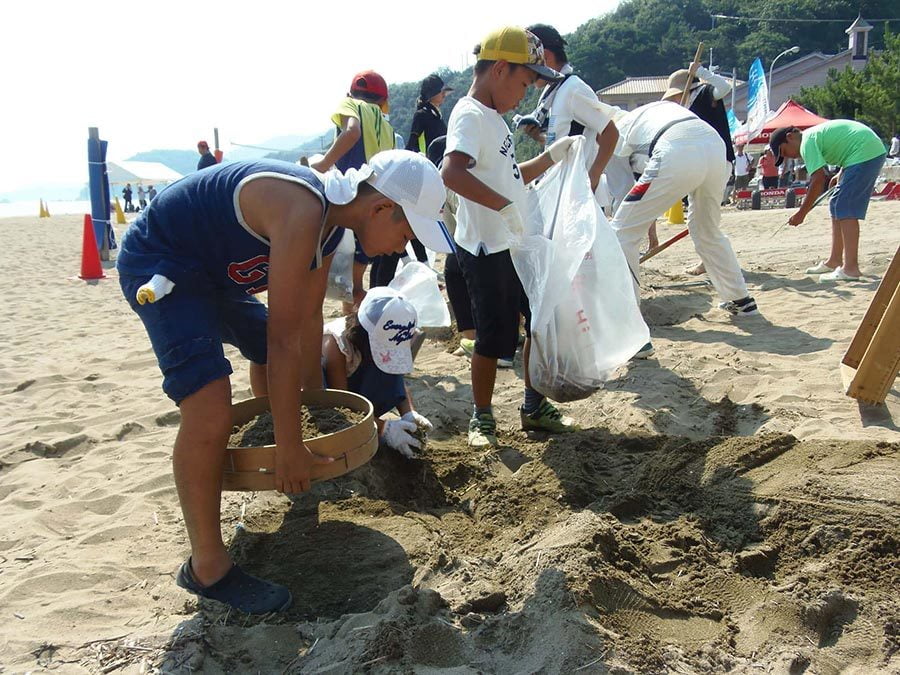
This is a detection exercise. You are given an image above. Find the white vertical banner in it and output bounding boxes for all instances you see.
[745,57,769,141]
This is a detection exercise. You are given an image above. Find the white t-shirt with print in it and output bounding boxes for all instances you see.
[444,96,527,256]
[545,66,616,170]
[733,152,753,176]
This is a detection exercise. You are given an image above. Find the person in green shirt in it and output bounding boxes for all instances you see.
[771,120,886,281]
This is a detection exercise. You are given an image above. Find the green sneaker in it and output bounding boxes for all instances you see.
[459,338,475,358]
[468,411,498,447]
[520,399,579,433]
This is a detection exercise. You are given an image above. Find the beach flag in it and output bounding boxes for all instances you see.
[744,58,769,143]
[79,214,106,280]
[114,197,126,224]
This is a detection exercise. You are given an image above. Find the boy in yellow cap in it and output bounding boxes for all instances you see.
[441,26,580,448]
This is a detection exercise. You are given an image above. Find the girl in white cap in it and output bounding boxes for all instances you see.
[322,287,433,458]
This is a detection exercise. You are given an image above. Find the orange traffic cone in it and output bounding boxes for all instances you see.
[79,214,107,280]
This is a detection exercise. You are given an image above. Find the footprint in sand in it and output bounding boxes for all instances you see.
[11,379,36,393]
[155,410,181,427]
[115,421,145,441]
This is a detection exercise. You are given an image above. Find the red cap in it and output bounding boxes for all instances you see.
[198,140,209,148]
[350,70,389,100]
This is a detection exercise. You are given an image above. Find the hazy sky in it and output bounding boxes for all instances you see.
[1,0,619,193]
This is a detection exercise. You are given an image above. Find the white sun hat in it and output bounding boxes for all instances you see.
[358,287,419,375]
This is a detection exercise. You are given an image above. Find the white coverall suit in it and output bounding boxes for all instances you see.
[610,101,749,304]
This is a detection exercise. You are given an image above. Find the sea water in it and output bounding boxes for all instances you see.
[0,200,92,219]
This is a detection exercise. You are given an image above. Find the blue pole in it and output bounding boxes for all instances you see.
[87,127,112,260]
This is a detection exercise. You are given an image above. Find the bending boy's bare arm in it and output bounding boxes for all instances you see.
[300,258,330,391]
[239,179,333,492]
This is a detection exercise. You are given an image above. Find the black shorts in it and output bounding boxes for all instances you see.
[456,246,530,359]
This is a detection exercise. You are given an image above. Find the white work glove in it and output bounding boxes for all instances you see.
[382,419,421,459]
[694,65,731,100]
[401,411,433,433]
[547,136,576,163]
[136,274,175,305]
[499,202,524,238]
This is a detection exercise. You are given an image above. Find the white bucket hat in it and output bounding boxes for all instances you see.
[317,150,455,254]
[358,287,419,374]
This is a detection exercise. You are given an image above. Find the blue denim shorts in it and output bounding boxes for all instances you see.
[120,274,268,403]
[830,153,886,220]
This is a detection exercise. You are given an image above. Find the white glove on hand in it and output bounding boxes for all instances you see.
[548,136,576,163]
[499,202,524,238]
[382,419,421,459]
[694,65,712,80]
[401,411,433,433]
[136,274,175,305]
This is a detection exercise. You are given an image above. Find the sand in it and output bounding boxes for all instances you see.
[0,201,898,673]
[229,407,366,448]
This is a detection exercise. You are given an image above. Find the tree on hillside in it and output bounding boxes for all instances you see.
[277,0,897,160]
[798,27,899,137]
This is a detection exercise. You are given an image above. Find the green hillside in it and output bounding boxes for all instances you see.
[273,0,895,160]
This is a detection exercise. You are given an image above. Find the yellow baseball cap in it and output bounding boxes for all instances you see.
[477,26,563,81]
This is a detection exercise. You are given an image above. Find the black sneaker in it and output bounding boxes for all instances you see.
[719,296,758,315]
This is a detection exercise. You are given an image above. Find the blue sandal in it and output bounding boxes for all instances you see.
[176,558,292,614]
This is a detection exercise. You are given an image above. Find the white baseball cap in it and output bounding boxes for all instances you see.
[358,287,419,375]
[318,149,455,254]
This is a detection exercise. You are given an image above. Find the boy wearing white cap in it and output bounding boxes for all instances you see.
[442,26,580,448]
[116,151,453,615]
[323,287,433,458]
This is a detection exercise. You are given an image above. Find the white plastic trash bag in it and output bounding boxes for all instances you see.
[511,137,649,402]
[325,229,355,302]
[388,261,451,328]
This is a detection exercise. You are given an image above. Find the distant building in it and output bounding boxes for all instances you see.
[596,76,670,111]
[731,15,873,118]
[597,16,873,117]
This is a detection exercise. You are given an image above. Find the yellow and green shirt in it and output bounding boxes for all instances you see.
[332,97,395,172]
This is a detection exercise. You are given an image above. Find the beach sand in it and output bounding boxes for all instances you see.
[0,201,897,673]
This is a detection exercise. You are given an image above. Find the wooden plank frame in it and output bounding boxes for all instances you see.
[841,246,900,405]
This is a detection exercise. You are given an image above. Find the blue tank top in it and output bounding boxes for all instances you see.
[116,160,343,294]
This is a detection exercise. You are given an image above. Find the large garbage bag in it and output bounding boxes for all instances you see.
[511,137,649,402]
[389,261,451,328]
[325,229,355,302]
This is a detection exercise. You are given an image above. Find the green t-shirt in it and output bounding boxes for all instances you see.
[800,120,885,173]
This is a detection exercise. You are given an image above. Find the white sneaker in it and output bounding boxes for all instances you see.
[805,261,835,275]
[632,342,655,359]
[818,267,860,282]
[498,357,514,369]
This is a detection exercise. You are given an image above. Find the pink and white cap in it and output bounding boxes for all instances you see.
[358,287,419,375]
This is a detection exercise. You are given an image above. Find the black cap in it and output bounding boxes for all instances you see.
[769,127,795,166]
[426,135,447,167]
[526,24,567,51]
[420,74,453,101]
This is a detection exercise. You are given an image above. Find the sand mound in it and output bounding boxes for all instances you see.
[148,430,899,674]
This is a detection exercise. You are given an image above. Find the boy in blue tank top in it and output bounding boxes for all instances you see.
[117,152,453,615]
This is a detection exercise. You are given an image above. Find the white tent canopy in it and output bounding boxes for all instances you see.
[107,161,182,186]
